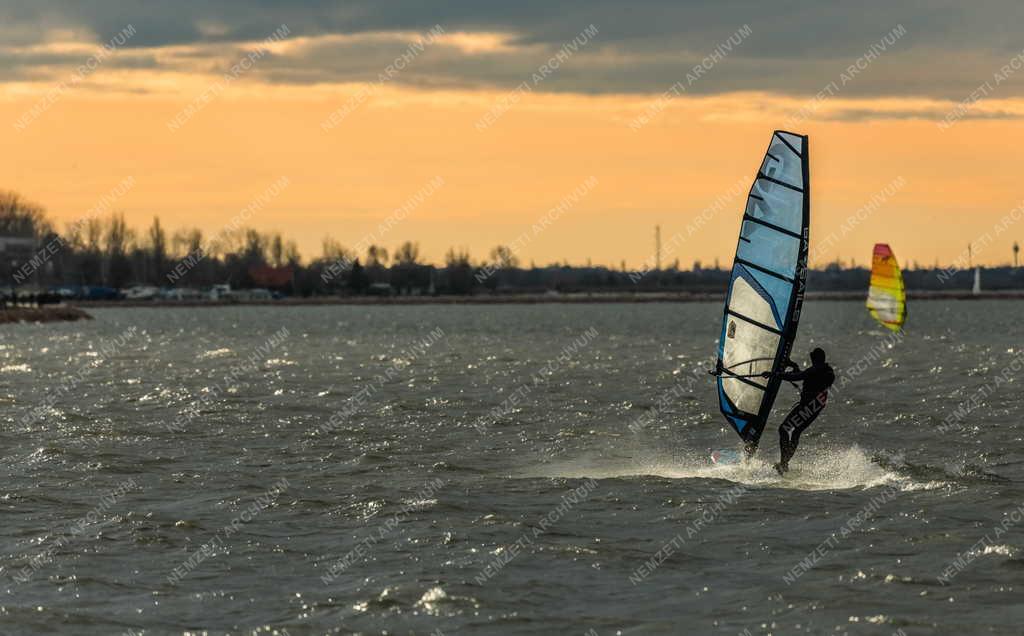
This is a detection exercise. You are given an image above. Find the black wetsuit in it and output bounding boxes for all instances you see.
[777,361,835,470]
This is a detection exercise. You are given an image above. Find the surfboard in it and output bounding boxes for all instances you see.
[712,130,810,453]
[710,449,742,466]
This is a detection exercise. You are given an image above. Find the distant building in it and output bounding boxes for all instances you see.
[248,264,294,289]
[0,236,37,258]
[0,235,38,285]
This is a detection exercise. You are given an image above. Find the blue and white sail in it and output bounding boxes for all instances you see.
[715,131,809,449]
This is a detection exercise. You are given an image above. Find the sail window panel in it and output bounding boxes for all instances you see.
[759,137,804,190]
[721,315,780,413]
[745,268,792,329]
[747,179,803,234]
[721,376,767,416]
[776,131,804,154]
[727,275,777,328]
[736,220,800,278]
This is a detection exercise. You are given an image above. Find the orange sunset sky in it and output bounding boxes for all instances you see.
[4,2,1024,269]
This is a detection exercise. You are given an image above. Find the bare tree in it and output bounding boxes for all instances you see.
[366,245,389,268]
[104,212,134,257]
[75,217,105,285]
[64,220,85,251]
[445,247,474,294]
[445,247,471,267]
[103,212,135,287]
[214,228,246,259]
[0,190,50,237]
[171,227,203,258]
[242,229,267,264]
[321,236,353,264]
[283,240,301,265]
[147,216,168,281]
[269,232,285,267]
[394,241,420,266]
[85,218,103,254]
[489,245,519,269]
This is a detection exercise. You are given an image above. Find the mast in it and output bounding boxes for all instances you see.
[655,225,661,272]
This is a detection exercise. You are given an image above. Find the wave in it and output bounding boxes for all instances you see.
[528,445,934,492]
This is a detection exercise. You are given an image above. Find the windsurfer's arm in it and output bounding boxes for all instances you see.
[762,366,807,381]
[775,359,803,380]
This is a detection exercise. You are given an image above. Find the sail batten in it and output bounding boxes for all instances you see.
[715,131,810,448]
[866,243,906,332]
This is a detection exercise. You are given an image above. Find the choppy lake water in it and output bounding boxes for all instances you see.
[2,301,1023,635]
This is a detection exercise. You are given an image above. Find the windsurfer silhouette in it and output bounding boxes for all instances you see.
[761,347,835,475]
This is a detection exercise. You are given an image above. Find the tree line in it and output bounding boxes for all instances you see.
[1,190,565,295]
[3,189,1022,296]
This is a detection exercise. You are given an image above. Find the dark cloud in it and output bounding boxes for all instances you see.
[3,1,1024,100]
[823,108,1024,122]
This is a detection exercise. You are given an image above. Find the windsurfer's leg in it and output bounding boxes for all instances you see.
[743,439,758,459]
[778,401,810,470]
[779,398,825,470]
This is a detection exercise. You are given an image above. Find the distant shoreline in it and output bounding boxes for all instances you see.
[70,290,1024,308]
[0,306,92,324]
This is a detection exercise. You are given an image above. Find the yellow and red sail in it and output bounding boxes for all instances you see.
[866,243,907,331]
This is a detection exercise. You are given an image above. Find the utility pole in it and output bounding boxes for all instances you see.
[655,225,661,272]
[1014,241,1020,268]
